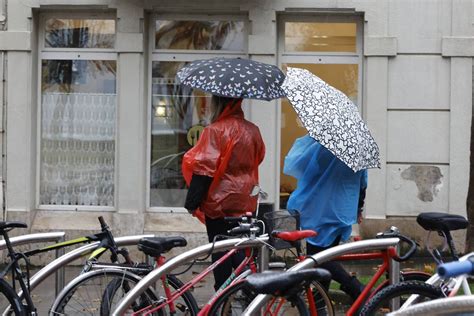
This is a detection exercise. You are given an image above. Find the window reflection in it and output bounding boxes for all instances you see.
[155,20,245,51]
[285,22,356,53]
[150,61,212,207]
[45,19,115,48]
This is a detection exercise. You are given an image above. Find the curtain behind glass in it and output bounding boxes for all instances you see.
[40,60,116,206]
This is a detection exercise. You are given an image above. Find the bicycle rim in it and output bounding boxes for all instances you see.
[50,268,159,316]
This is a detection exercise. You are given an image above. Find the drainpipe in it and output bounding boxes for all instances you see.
[1,52,6,221]
[0,0,6,220]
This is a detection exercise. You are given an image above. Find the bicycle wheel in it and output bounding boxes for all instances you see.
[0,279,25,316]
[101,274,198,316]
[359,281,444,316]
[50,268,158,315]
[310,280,335,316]
[208,280,311,316]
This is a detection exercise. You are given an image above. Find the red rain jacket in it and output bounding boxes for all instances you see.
[182,100,265,221]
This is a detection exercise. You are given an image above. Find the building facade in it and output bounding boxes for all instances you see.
[0,0,473,249]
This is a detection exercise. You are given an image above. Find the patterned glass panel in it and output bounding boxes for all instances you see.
[155,20,245,51]
[285,22,357,53]
[45,19,115,48]
[40,60,116,206]
[150,61,212,207]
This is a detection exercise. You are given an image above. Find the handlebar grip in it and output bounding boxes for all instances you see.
[393,235,417,262]
[98,216,107,228]
[228,227,251,236]
[438,260,474,278]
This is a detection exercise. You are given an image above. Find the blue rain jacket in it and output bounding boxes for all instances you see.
[284,135,368,247]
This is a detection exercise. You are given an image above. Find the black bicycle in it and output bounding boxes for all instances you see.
[0,221,36,315]
[0,216,138,315]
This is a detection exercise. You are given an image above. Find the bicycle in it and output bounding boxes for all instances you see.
[0,221,38,315]
[359,212,469,316]
[241,226,428,316]
[386,254,474,315]
[49,233,198,315]
[51,213,263,316]
[206,229,334,316]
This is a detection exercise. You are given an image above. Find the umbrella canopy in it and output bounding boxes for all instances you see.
[282,67,380,172]
[176,57,286,101]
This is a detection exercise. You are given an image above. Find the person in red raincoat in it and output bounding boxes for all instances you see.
[182,95,265,291]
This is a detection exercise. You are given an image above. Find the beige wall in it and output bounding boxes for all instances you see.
[0,0,472,252]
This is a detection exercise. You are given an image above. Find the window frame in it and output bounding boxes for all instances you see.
[276,14,364,211]
[36,12,118,211]
[147,13,249,213]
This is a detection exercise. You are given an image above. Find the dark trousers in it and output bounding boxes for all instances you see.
[205,216,245,291]
[307,236,364,301]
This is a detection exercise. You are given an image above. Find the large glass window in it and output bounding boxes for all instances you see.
[150,16,247,209]
[39,16,117,208]
[279,17,362,208]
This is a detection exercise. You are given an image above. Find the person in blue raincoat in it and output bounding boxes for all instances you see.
[284,134,368,301]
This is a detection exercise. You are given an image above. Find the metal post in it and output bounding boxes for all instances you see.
[54,235,66,297]
[258,244,269,272]
[389,227,401,311]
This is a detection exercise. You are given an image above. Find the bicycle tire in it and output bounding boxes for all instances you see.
[101,274,199,316]
[0,279,26,316]
[50,268,158,315]
[359,281,444,316]
[207,280,316,316]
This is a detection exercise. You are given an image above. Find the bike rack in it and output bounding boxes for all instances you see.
[243,237,401,316]
[112,236,271,316]
[0,232,66,297]
[8,234,155,315]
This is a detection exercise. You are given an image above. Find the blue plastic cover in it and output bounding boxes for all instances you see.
[284,134,368,247]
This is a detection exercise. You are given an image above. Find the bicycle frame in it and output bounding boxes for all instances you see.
[336,248,398,315]
[242,237,401,316]
[133,247,259,316]
[113,236,270,315]
[398,252,473,311]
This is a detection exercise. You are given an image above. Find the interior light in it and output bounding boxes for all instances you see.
[155,105,167,117]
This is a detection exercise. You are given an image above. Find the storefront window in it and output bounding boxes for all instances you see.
[279,18,361,208]
[40,16,116,208]
[150,61,211,207]
[155,20,245,51]
[45,19,115,49]
[150,17,247,209]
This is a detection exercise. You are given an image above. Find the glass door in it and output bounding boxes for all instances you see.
[278,16,363,209]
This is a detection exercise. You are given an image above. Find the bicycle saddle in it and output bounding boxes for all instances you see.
[138,236,187,257]
[0,221,27,231]
[245,269,331,295]
[417,212,468,233]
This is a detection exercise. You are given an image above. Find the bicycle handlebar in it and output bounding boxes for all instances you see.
[393,234,417,262]
[98,216,107,230]
[228,226,260,236]
[438,259,474,278]
[224,212,253,224]
[377,229,417,262]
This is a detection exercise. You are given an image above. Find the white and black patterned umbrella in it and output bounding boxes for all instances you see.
[282,67,380,172]
[177,57,286,100]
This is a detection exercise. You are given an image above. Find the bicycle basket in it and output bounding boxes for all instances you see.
[263,210,300,250]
